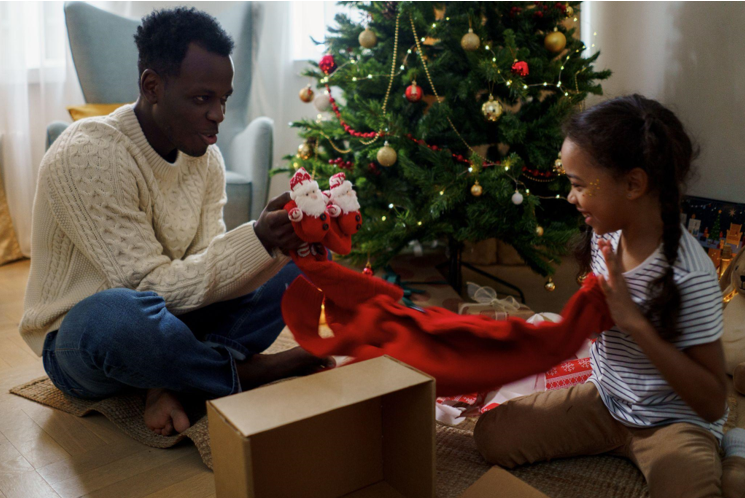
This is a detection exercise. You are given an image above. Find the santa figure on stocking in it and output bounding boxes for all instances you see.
[324,172,362,255]
[284,168,330,257]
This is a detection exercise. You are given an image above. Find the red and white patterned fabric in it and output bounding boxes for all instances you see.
[434,308,596,425]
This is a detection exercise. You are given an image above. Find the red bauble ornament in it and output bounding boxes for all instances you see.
[511,61,529,77]
[405,81,423,102]
[509,6,523,17]
[363,263,374,276]
[319,54,337,75]
[533,11,544,18]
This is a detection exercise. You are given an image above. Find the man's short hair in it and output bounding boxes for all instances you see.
[134,7,235,80]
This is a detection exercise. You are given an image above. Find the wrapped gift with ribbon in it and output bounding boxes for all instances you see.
[457,282,535,320]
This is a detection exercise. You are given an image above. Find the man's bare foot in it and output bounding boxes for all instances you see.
[144,388,191,436]
[237,347,335,390]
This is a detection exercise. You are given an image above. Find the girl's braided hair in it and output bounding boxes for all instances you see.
[564,95,698,340]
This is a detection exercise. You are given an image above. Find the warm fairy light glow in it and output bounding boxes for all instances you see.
[382,216,387,221]
[388,203,394,208]
[440,190,444,195]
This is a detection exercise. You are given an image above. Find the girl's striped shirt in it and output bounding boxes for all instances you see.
[588,226,728,440]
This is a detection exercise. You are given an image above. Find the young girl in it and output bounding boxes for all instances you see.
[474,95,745,498]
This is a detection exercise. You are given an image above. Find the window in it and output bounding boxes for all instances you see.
[291,2,354,61]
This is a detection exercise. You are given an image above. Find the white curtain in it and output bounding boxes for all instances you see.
[0,0,334,258]
[0,1,84,257]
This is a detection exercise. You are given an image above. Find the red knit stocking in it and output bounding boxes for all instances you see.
[282,273,613,396]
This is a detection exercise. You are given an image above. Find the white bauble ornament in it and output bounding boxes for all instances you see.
[313,93,331,112]
[512,191,524,205]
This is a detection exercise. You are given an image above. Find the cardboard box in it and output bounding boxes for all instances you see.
[458,302,535,321]
[460,466,549,498]
[208,356,435,498]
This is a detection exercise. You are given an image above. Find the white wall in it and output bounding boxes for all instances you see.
[587,1,745,203]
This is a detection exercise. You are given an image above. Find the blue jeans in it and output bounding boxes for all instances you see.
[42,262,301,400]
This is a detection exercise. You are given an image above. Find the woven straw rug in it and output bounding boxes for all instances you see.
[9,329,740,497]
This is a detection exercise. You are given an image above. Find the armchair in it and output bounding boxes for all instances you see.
[46,1,272,228]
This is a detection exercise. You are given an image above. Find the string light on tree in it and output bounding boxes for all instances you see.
[299,84,314,103]
[377,141,397,166]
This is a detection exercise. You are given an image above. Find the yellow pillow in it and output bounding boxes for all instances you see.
[67,103,129,121]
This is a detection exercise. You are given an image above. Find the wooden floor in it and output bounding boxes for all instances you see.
[1,258,743,498]
[0,259,216,498]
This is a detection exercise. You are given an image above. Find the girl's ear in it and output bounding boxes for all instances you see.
[625,168,649,200]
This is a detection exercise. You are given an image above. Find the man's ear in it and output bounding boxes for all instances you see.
[139,69,162,104]
[625,168,649,201]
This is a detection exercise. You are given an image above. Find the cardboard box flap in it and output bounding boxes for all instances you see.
[209,356,433,438]
[459,467,549,498]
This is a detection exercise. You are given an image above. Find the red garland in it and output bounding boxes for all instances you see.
[326,85,499,168]
[328,157,354,170]
[522,165,556,179]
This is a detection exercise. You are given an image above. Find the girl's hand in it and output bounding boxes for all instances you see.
[597,239,648,334]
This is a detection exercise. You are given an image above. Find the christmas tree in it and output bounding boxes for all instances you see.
[275,1,611,277]
[710,210,722,243]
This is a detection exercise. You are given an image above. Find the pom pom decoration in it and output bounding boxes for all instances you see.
[511,61,529,77]
[319,54,337,75]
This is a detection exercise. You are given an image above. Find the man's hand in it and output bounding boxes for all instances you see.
[254,192,304,255]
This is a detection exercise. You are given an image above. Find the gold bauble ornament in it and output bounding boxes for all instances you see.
[544,29,567,53]
[377,141,397,167]
[461,28,481,51]
[481,94,504,122]
[577,273,587,286]
[536,226,544,237]
[566,5,574,17]
[297,142,313,160]
[299,85,314,103]
[545,277,556,292]
[554,158,565,175]
[471,181,483,197]
[359,28,378,49]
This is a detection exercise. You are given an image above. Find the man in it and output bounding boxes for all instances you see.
[20,7,330,436]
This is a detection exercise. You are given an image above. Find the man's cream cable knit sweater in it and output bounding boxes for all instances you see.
[20,105,288,356]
